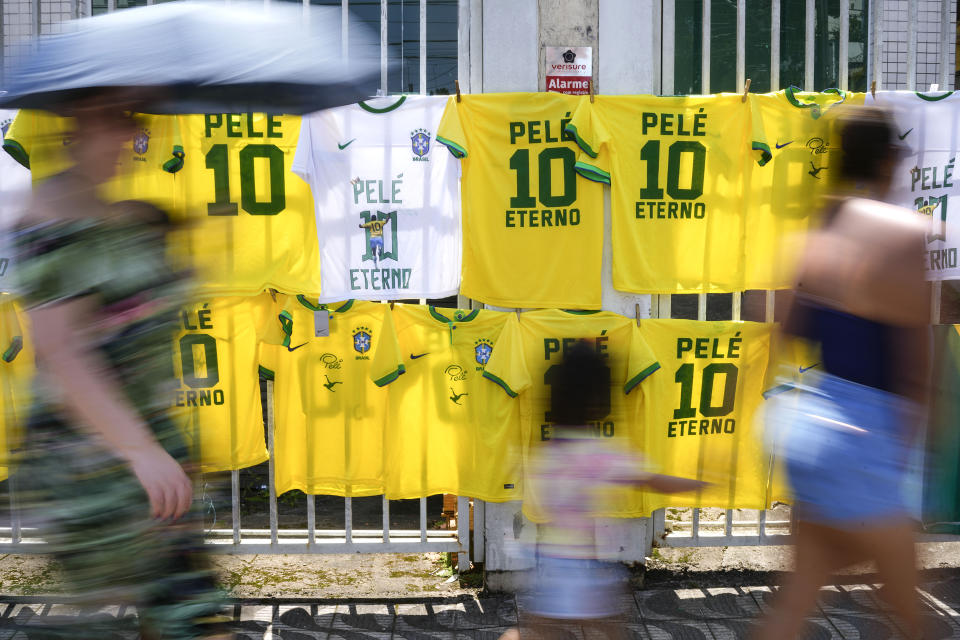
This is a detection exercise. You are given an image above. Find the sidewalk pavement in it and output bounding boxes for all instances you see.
[2,576,960,639]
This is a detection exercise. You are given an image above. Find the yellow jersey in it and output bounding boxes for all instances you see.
[170,114,322,297]
[566,94,752,293]
[0,297,34,481]
[638,319,773,513]
[481,309,660,521]
[265,296,391,497]
[370,305,522,501]
[1,109,182,212]
[436,94,604,309]
[172,295,277,472]
[747,89,865,288]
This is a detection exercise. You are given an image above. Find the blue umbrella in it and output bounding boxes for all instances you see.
[0,1,380,114]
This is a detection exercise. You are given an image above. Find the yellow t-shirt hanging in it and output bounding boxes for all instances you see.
[481,309,660,522]
[170,114,322,297]
[747,89,865,289]
[0,297,34,482]
[370,305,522,501]
[638,319,773,513]
[436,93,604,309]
[566,94,752,293]
[264,296,391,497]
[172,294,278,472]
[2,109,182,212]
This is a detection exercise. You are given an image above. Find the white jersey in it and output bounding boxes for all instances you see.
[0,110,31,293]
[293,95,461,301]
[866,90,960,280]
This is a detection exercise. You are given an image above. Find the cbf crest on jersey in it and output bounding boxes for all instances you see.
[411,128,431,161]
[0,117,11,139]
[474,338,493,368]
[352,325,372,357]
[133,128,150,158]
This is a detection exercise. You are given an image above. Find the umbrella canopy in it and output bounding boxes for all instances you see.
[0,1,380,114]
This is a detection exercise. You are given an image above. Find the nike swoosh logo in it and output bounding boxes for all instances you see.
[775,140,793,149]
[410,353,428,360]
[338,139,357,150]
[798,363,820,374]
[286,342,308,352]
[898,128,913,140]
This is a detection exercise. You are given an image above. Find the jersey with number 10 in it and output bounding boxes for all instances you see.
[639,319,773,513]
[482,309,660,521]
[437,93,604,309]
[171,114,322,296]
[566,94,751,293]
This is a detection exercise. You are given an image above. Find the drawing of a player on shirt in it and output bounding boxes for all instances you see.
[359,216,391,267]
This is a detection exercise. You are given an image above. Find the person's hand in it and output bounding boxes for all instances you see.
[126,446,193,521]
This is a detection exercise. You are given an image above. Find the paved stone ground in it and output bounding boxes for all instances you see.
[2,577,960,639]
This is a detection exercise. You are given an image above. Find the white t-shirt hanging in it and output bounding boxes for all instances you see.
[293,95,461,301]
[0,110,31,293]
[866,90,960,280]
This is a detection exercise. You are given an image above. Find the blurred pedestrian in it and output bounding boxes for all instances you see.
[14,94,230,639]
[755,106,930,639]
[502,341,706,640]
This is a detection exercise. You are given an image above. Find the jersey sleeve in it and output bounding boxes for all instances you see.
[160,114,185,174]
[565,98,612,185]
[748,94,773,167]
[370,305,405,387]
[436,96,468,159]
[2,110,33,169]
[291,115,315,183]
[624,325,660,394]
[481,314,530,398]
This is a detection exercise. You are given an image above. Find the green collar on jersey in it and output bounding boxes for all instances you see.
[429,307,480,323]
[562,309,601,315]
[358,95,407,114]
[296,296,354,314]
[916,91,954,101]
[784,87,846,119]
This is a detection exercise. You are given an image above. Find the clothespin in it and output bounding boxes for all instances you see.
[870,81,876,98]
[389,301,395,310]
[455,80,462,103]
[589,81,595,103]
[268,288,277,302]
[635,303,641,327]
[741,78,751,103]
[516,309,521,319]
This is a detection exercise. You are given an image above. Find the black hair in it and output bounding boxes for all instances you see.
[548,340,611,427]
[837,106,900,184]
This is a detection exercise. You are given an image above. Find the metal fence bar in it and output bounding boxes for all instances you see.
[342,0,349,61]
[382,496,390,543]
[697,294,706,321]
[420,0,427,95]
[8,474,19,545]
[771,0,780,90]
[267,380,278,547]
[662,0,676,95]
[691,508,700,542]
[907,0,917,90]
[839,0,849,91]
[307,495,316,545]
[345,497,353,543]
[804,0,814,91]
[701,0,711,94]
[231,470,240,545]
[419,497,428,543]
[380,0,388,94]
[941,0,951,88]
[456,495,469,570]
[932,280,942,325]
[736,0,745,90]
[871,0,884,91]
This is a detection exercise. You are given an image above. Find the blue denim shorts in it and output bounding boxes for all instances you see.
[527,555,627,620]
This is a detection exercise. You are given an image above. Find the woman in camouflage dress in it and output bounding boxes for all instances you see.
[15,99,230,639]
